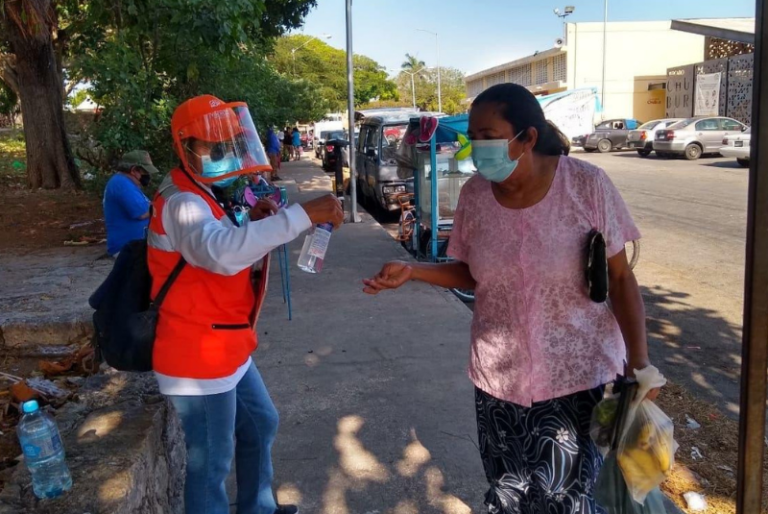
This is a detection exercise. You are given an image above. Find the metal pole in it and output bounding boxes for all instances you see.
[345,0,359,223]
[601,0,608,117]
[736,0,768,511]
[435,33,442,112]
[411,72,416,109]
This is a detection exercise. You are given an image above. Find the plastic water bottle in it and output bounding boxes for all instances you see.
[297,223,333,273]
[16,400,72,499]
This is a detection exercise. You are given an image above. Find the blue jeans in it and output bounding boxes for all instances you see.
[168,363,279,514]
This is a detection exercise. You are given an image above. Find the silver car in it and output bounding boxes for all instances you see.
[653,116,747,160]
[627,119,682,157]
[720,127,751,168]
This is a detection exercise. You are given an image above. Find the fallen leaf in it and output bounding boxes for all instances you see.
[10,381,37,403]
[39,360,72,377]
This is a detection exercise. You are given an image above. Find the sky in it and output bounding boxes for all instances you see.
[296,0,757,76]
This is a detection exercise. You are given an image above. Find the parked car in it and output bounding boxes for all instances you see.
[318,130,345,162]
[626,118,683,157]
[322,132,358,171]
[653,116,747,160]
[572,133,591,148]
[313,120,344,157]
[584,119,643,153]
[356,111,424,212]
[323,131,360,173]
[720,127,751,167]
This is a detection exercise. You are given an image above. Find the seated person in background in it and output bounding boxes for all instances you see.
[103,150,158,256]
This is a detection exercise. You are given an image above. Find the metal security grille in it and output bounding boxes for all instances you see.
[727,53,754,126]
[486,72,506,87]
[535,59,548,85]
[509,64,531,87]
[553,54,567,82]
[467,80,485,98]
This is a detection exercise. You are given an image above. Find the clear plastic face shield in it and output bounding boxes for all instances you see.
[174,103,271,186]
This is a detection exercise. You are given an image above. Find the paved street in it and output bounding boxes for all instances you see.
[576,150,748,419]
[376,150,749,420]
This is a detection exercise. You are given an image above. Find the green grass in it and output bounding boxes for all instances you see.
[0,130,26,181]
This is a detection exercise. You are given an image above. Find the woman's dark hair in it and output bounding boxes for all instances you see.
[472,83,570,156]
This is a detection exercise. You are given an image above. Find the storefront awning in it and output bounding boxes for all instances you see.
[671,17,755,44]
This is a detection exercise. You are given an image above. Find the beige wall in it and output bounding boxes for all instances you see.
[566,21,705,120]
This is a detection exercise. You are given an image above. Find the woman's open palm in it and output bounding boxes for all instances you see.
[363,261,412,295]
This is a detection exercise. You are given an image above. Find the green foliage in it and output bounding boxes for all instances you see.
[0,82,18,116]
[0,130,26,185]
[67,89,91,109]
[65,0,320,175]
[395,59,467,115]
[401,53,425,72]
[270,35,399,111]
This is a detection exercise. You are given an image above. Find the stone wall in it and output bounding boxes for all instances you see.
[0,371,184,514]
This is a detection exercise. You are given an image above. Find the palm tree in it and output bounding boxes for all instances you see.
[401,53,425,72]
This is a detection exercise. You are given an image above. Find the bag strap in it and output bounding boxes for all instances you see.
[152,257,187,308]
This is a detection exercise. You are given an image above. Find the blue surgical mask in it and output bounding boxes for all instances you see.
[200,152,242,188]
[471,131,525,183]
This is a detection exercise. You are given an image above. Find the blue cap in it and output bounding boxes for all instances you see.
[22,400,39,414]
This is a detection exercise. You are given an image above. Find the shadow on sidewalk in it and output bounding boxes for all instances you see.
[642,284,743,418]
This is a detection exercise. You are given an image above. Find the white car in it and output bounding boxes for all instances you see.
[626,118,683,157]
[720,127,751,168]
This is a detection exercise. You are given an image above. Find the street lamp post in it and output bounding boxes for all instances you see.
[291,34,331,76]
[401,67,426,109]
[553,5,575,40]
[416,29,441,112]
[345,0,359,223]
[601,0,608,118]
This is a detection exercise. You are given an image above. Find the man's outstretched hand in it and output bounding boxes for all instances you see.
[301,194,344,229]
[363,261,413,294]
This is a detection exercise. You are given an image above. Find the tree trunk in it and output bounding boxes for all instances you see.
[3,0,80,190]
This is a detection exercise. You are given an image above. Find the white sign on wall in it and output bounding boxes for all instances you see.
[537,89,598,141]
[695,72,722,117]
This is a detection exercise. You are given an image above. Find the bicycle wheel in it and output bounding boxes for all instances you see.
[398,210,415,251]
[436,238,475,303]
[625,240,640,270]
[450,288,476,303]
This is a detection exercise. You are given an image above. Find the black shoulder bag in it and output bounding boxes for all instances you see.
[586,229,609,303]
[91,239,186,372]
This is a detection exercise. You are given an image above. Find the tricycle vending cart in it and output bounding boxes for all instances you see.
[395,114,476,302]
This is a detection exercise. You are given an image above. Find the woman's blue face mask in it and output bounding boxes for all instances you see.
[471,130,525,183]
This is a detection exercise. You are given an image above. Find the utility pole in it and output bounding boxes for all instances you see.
[417,29,441,112]
[401,67,425,109]
[602,0,608,117]
[345,0,359,222]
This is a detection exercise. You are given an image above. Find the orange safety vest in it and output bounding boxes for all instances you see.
[147,168,269,379]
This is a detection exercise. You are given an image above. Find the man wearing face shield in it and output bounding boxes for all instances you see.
[147,95,342,514]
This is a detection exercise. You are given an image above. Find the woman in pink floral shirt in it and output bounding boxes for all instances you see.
[364,83,657,514]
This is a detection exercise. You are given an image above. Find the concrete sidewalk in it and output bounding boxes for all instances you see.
[235,158,683,514]
[234,159,486,513]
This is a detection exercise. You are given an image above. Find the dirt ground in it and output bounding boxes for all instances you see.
[0,131,104,490]
[657,381,768,514]
[0,130,106,253]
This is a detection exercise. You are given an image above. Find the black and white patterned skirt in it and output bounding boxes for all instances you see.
[475,386,606,514]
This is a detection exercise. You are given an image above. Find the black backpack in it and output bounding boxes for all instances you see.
[89,239,185,372]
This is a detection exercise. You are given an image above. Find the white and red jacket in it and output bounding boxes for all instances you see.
[147,168,310,395]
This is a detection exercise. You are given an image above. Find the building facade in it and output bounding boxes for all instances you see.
[465,20,707,121]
